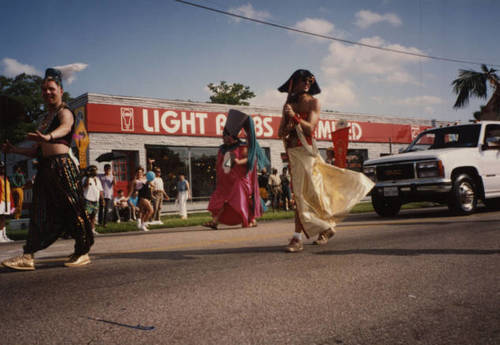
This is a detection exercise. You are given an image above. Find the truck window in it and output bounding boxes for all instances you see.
[405,124,480,152]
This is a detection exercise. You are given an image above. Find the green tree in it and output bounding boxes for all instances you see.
[207,81,255,106]
[0,73,73,144]
[452,64,500,120]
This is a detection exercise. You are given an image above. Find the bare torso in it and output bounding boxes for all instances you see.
[40,142,70,156]
[280,94,320,148]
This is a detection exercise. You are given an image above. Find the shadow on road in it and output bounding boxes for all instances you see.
[92,245,286,261]
[2,245,498,273]
[316,248,500,256]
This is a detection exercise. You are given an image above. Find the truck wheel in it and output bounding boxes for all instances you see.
[448,174,477,215]
[372,194,401,217]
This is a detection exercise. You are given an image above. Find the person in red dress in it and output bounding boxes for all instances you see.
[204,109,268,230]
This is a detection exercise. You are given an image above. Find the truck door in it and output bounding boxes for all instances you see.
[480,124,500,197]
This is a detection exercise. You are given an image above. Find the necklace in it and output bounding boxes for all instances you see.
[37,103,66,134]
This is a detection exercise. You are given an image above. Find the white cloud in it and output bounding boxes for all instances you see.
[291,18,345,43]
[355,10,402,29]
[321,36,424,84]
[1,59,88,84]
[317,81,357,109]
[228,3,271,23]
[370,96,384,104]
[53,63,88,84]
[251,88,284,107]
[294,18,335,36]
[396,95,444,106]
[424,106,436,115]
[1,58,40,77]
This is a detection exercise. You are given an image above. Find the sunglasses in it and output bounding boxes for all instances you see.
[302,76,315,84]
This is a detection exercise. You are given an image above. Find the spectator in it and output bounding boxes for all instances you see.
[98,163,115,227]
[0,162,14,242]
[83,165,103,235]
[10,165,26,219]
[258,167,269,204]
[128,167,147,229]
[113,189,129,222]
[280,167,292,211]
[268,168,282,211]
[325,148,335,165]
[128,190,139,221]
[151,167,169,224]
[128,166,154,231]
[176,173,190,219]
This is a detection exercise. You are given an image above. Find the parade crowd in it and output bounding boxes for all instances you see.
[1,67,373,271]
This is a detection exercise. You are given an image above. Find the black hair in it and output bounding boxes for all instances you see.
[44,68,63,88]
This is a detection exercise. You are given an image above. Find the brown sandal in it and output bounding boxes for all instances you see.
[202,221,218,230]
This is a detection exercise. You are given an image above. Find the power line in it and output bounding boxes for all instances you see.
[175,0,500,68]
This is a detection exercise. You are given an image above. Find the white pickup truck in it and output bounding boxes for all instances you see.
[363,121,500,216]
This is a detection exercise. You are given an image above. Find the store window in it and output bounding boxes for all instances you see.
[146,145,218,199]
[146,145,271,199]
[319,148,368,172]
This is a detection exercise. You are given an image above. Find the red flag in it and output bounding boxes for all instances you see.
[331,127,350,168]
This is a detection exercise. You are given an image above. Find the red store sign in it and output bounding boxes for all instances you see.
[86,103,430,144]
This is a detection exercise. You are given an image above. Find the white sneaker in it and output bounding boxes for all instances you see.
[0,230,12,242]
[5,232,13,242]
[136,220,142,229]
[141,224,149,232]
[117,219,121,223]
[92,229,99,235]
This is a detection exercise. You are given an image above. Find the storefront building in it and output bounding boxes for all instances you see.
[69,93,438,205]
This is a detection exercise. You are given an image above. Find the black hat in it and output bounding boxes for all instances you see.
[278,69,321,95]
[223,109,249,138]
[44,68,63,87]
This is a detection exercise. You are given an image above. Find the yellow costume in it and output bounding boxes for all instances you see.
[288,125,374,238]
[0,177,12,215]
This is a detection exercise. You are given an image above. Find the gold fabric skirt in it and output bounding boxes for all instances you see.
[288,145,374,238]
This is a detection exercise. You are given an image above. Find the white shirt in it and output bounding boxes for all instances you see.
[151,177,164,192]
[99,173,115,199]
[114,196,128,208]
[83,177,103,202]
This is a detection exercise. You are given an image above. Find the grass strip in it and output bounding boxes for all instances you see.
[5,201,437,240]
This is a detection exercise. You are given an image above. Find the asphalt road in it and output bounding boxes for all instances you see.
[1,207,499,345]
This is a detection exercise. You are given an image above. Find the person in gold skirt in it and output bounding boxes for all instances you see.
[278,69,374,252]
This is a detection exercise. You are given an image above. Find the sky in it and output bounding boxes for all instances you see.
[1,0,500,123]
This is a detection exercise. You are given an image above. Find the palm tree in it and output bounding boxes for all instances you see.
[452,64,500,120]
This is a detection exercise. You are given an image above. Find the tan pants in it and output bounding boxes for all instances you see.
[152,191,163,221]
